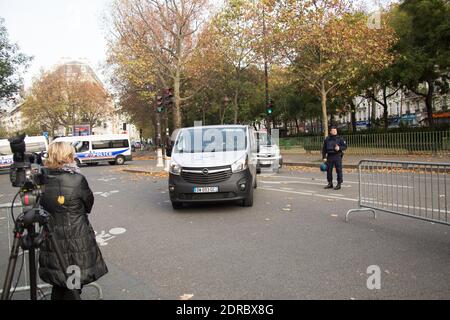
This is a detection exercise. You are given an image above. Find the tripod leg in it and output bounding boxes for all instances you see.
[28,247,37,300]
[1,235,21,300]
[44,225,81,300]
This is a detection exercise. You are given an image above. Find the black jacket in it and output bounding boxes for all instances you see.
[322,135,347,159]
[39,169,108,287]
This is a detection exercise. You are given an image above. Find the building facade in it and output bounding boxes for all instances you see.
[0,60,140,141]
[334,87,450,130]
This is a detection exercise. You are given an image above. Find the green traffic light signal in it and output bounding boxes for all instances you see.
[266,99,274,115]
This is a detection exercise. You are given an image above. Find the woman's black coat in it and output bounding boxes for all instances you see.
[39,169,108,287]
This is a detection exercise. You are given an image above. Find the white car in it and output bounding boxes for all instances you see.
[254,131,283,173]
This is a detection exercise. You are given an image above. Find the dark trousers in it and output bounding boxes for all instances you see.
[51,286,82,300]
[327,156,343,185]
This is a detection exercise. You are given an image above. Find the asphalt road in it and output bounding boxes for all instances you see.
[0,161,449,300]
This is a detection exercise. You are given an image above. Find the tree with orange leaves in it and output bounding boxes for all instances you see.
[267,0,397,136]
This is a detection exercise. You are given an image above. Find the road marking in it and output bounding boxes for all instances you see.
[266,175,359,184]
[260,180,352,188]
[95,227,127,246]
[94,190,120,198]
[261,177,412,189]
[259,187,358,202]
[98,177,118,182]
[360,201,449,215]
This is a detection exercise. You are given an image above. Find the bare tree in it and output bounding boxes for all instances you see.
[109,0,208,129]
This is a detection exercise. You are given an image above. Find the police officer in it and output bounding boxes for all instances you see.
[322,125,347,190]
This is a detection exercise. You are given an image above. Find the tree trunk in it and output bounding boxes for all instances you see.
[350,101,357,133]
[233,90,239,124]
[320,81,328,137]
[425,80,435,128]
[371,87,377,124]
[383,87,389,131]
[174,71,182,129]
[295,118,300,134]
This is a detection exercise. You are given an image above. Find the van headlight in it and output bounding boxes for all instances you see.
[231,155,248,173]
[169,160,181,175]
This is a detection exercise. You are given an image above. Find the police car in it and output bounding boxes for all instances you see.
[52,134,132,166]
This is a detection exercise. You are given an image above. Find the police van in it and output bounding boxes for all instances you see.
[52,134,132,166]
[0,136,49,170]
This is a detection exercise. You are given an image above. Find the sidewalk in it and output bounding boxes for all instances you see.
[122,157,168,175]
[282,152,450,168]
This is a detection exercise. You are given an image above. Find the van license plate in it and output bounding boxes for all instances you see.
[193,187,219,193]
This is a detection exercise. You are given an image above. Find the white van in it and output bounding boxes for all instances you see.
[52,134,132,166]
[0,136,49,170]
[167,125,258,209]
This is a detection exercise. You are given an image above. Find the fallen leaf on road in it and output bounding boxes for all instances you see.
[180,294,194,300]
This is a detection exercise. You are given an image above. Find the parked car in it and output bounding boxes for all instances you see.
[254,131,283,173]
[167,125,258,209]
[131,141,142,152]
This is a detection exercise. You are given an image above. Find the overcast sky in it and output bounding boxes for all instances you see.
[1,0,386,91]
[0,0,111,89]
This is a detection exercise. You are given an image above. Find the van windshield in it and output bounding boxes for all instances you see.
[174,127,247,153]
[255,132,274,146]
[25,142,47,153]
[0,145,11,156]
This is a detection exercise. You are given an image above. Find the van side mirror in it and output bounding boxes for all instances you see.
[166,148,172,157]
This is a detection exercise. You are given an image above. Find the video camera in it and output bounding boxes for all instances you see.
[9,134,49,189]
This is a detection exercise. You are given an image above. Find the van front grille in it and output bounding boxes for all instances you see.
[181,166,232,185]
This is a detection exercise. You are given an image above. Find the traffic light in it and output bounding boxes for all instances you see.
[163,88,174,106]
[156,95,164,113]
[266,100,274,115]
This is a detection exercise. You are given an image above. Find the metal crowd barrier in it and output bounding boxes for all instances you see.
[346,160,450,226]
[0,203,104,299]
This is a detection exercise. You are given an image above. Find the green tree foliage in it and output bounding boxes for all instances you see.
[392,0,450,127]
[0,18,32,101]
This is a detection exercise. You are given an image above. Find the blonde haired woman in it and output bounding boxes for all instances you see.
[39,142,108,300]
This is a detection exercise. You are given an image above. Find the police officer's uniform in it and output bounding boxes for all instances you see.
[322,134,347,189]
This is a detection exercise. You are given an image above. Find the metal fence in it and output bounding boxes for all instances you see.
[280,130,450,155]
[0,203,104,300]
[346,160,450,226]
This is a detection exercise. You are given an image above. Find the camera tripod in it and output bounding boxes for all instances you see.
[1,203,81,300]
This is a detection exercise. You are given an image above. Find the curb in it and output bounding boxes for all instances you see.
[283,162,359,169]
